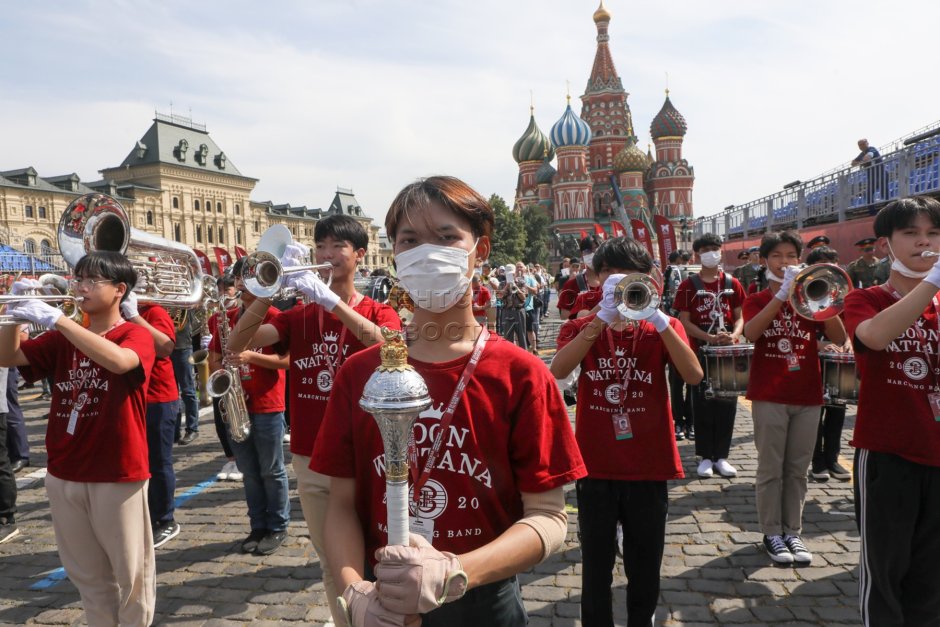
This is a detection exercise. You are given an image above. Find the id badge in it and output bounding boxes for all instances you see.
[409,516,435,545]
[786,353,800,372]
[67,408,79,435]
[929,392,940,422]
[612,413,633,440]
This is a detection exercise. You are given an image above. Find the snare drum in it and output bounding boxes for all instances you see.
[701,343,754,399]
[820,351,858,405]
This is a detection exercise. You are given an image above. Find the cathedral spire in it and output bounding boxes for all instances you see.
[586,0,622,94]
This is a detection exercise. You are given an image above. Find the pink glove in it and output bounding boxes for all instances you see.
[374,533,468,615]
[338,580,419,627]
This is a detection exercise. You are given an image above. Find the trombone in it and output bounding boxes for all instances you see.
[788,263,852,321]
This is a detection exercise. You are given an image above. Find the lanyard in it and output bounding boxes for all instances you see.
[410,326,489,501]
[606,323,642,413]
[317,294,359,377]
[884,283,940,390]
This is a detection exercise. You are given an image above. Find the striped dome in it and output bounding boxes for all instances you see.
[650,93,687,140]
[613,137,649,173]
[512,114,554,163]
[550,103,592,148]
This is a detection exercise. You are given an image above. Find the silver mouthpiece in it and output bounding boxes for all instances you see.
[921,251,940,258]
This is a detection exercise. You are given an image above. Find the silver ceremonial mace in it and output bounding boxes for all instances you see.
[359,327,431,546]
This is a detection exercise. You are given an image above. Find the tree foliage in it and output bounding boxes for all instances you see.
[488,194,525,267]
[522,204,551,266]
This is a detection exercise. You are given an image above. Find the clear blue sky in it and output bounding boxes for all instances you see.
[2,0,938,225]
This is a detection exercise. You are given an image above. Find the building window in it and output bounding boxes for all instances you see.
[172,196,179,209]
[174,223,181,242]
[38,206,47,219]
[235,204,241,215]
[146,211,153,226]
[23,239,36,253]
[215,202,221,213]
[196,225,203,243]
[24,205,33,218]
[194,199,201,211]
[218,226,224,243]
[207,226,213,243]
[236,227,242,245]
[40,239,52,255]
[254,220,260,232]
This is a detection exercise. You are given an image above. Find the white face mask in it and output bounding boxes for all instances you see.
[887,242,929,279]
[395,241,475,313]
[700,250,722,268]
[767,267,785,283]
[582,253,594,268]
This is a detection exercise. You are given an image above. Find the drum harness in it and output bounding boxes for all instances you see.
[690,272,735,335]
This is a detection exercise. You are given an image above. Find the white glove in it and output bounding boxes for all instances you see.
[646,309,671,333]
[288,271,340,311]
[120,290,140,320]
[925,258,940,289]
[7,300,63,330]
[774,265,801,302]
[597,274,626,325]
[11,278,41,295]
[200,334,212,350]
[282,243,311,268]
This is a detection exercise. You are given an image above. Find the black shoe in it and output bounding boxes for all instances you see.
[763,534,794,564]
[811,462,830,482]
[153,521,181,548]
[241,529,266,554]
[178,430,197,446]
[828,461,851,481]
[10,459,28,474]
[675,426,685,441]
[255,530,287,555]
[685,426,695,440]
[0,520,20,544]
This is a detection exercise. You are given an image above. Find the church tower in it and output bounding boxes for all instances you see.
[647,90,694,219]
[550,97,593,234]
[512,107,553,212]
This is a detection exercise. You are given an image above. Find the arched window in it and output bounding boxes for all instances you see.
[218,226,224,243]
[172,197,179,209]
[216,202,222,213]
[236,227,242,245]
[196,225,203,243]
[235,204,241,215]
[194,200,201,211]
[23,239,36,254]
[207,226,213,243]
[174,224,181,242]
[40,239,52,255]
[146,211,153,226]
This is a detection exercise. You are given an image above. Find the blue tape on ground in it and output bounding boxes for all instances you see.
[173,478,217,508]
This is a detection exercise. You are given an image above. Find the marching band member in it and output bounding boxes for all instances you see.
[120,290,181,548]
[550,236,702,627]
[312,176,586,627]
[844,196,940,624]
[0,251,156,626]
[743,231,846,565]
[211,273,243,481]
[673,233,746,477]
[227,214,400,623]
[209,258,290,556]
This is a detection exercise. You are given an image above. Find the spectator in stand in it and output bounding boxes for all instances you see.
[851,138,884,205]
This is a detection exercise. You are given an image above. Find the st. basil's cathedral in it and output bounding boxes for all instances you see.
[512,0,694,245]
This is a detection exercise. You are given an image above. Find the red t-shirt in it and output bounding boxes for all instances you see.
[139,304,179,404]
[844,286,940,466]
[558,274,592,314]
[557,314,686,481]
[743,289,825,405]
[311,335,586,559]
[270,297,401,456]
[569,287,602,319]
[20,323,155,482]
[472,285,491,319]
[673,272,746,351]
[209,306,286,413]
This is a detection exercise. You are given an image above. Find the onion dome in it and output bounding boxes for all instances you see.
[512,111,554,163]
[550,100,592,148]
[650,91,687,140]
[614,137,649,173]
[535,151,556,185]
[593,0,611,23]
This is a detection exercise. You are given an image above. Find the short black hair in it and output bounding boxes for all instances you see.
[668,251,681,263]
[592,236,653,274]
[219,270,236,288]
[806,246,839,265]
[680,250,691,262]
[580,235,600,253]
[692,233,722,253]
[759,230,803,259]
[873,195,940,238]
[230,258,244,278]
[315,214,368,250]
[74,251,137,303]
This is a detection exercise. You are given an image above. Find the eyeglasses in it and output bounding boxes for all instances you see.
[69,278,114,290]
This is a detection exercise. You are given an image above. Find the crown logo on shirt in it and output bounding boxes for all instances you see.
[614,346,626,357]
[419,402,445,420]
[78,357,91,368]
[323,330,340,343]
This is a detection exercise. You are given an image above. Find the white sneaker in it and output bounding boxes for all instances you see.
[615,522,623,558]
[216,460,234,481]
[227,464,243,482]
[783,534,813,564]
[714,458,738,477]
[697,459,714,478]
[283,431,291,444]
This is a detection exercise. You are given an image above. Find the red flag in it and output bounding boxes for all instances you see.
[611,220,627,238]
[579,229,588,240]
[234,245,248,259]
[631,219,655,258]
[193,249,213,276]
[213,247,231,273]
[593,223,607,240]
[653,215,678,269]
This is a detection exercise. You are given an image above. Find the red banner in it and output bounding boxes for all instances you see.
[631,219,655,258]
[593,223,607,240]
[234,245,248,259]
[193,249,213,276]
[653,215,678,269]
[579,229,588,240]
[611,220,627,238]
[213,247,232,273]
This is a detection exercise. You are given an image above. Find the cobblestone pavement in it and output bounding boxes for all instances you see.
[1,387,861,626]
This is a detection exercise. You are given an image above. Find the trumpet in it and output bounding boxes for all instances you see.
[0,274,84,327]
[240,224,333,299]
[611,268,664,321]
[788,263,852,321]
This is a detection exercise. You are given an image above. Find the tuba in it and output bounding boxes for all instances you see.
[788,263,852,321]
[611,267,664,321]
[206,294,251,443]
[57,193,204,309]
[240,225,333,299]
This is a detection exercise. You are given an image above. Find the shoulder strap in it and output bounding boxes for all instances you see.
[689,272,705,292]
[576,272,588,293]
[723,272,733,291]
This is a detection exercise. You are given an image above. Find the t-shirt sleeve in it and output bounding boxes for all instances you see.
[662,316,690,365]
[843,289,880,352]
[143,307,177,345]
[374,303,404,331]
[269,305,296,355]
[742,292,766,322]
[207,313,222,353]
[18,331,62,383]
[119,325,156,388]
[310,358,358,477]
[556,318,583,350]
[508,361,586,492]
[557,278,579,310]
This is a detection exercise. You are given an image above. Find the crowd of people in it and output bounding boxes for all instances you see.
[0,182,936,627]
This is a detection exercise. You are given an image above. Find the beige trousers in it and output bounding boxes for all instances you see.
[45,474,156,627]
[293,454,340,624]
[751,401,820,537]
